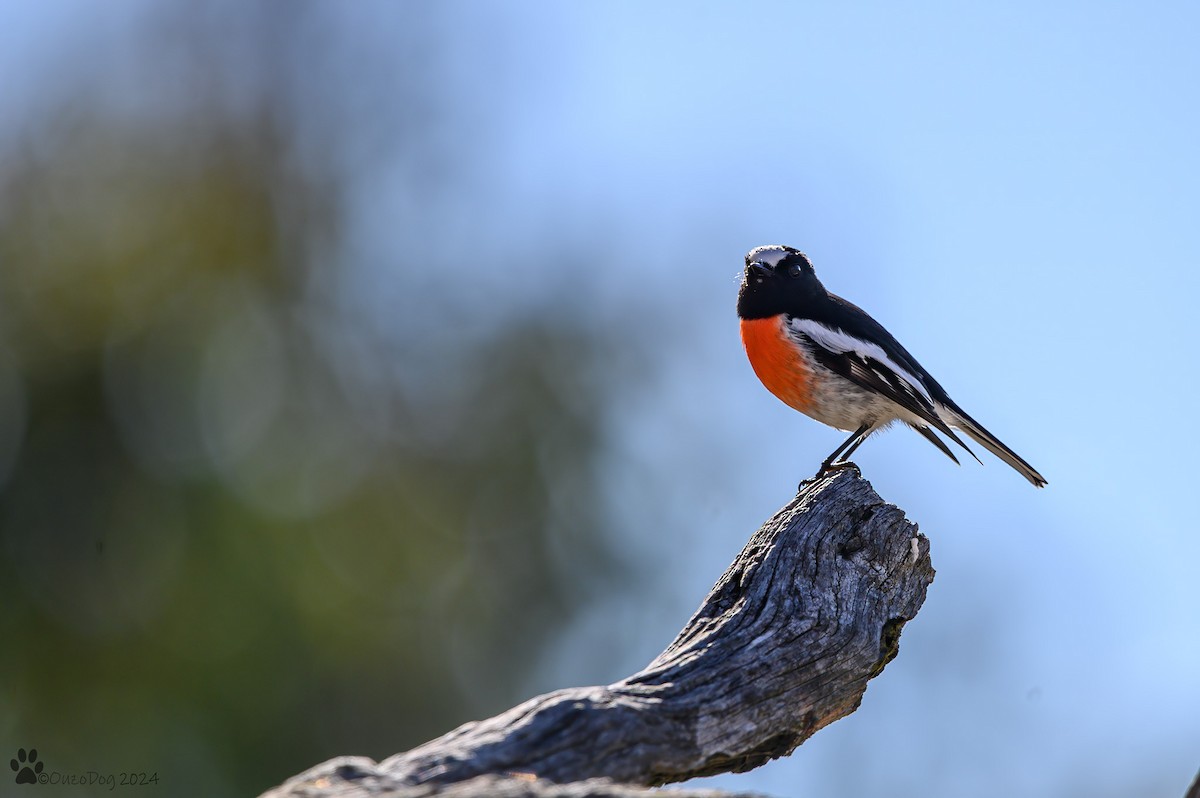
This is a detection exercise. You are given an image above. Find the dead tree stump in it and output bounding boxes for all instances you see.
[263,467,934,798]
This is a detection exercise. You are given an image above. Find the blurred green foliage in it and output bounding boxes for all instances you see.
[0,7,627,795]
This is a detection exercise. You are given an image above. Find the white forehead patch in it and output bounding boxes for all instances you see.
[746,245,793,267]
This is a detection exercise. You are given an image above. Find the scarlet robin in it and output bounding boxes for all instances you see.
[737,245,1046,487]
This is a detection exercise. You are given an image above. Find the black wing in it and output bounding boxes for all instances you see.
[789,317,981,464]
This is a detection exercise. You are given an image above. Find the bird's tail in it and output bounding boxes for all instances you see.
[938,404,1047,488]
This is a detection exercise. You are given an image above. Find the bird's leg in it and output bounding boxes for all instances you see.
[836,426,872,462]
[815,423,872,478]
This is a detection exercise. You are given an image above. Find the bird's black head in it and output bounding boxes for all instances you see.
[737,245,825,319]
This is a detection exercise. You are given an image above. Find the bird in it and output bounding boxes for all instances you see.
[737,245,1046,488]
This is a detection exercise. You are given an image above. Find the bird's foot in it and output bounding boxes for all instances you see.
[798,460,861,492]
[815,458,861,480]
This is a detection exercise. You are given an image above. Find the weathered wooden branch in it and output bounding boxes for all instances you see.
[1185,767,1200,798]
[263,468,934,798]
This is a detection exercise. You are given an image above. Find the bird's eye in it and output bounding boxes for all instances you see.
[786,263,802,277]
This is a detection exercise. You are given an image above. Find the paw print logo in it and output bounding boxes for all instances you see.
[10,748,43,785]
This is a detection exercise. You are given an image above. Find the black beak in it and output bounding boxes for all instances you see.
[746,261,772,279]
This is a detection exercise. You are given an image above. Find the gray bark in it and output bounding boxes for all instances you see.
[262,468,934,798]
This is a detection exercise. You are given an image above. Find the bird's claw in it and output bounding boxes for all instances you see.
[799,460,860,491]
[816,459,861,479]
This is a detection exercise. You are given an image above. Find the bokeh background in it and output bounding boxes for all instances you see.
[1,2,1197,796]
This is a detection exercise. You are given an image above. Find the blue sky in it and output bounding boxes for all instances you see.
[3,2,1198,796]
